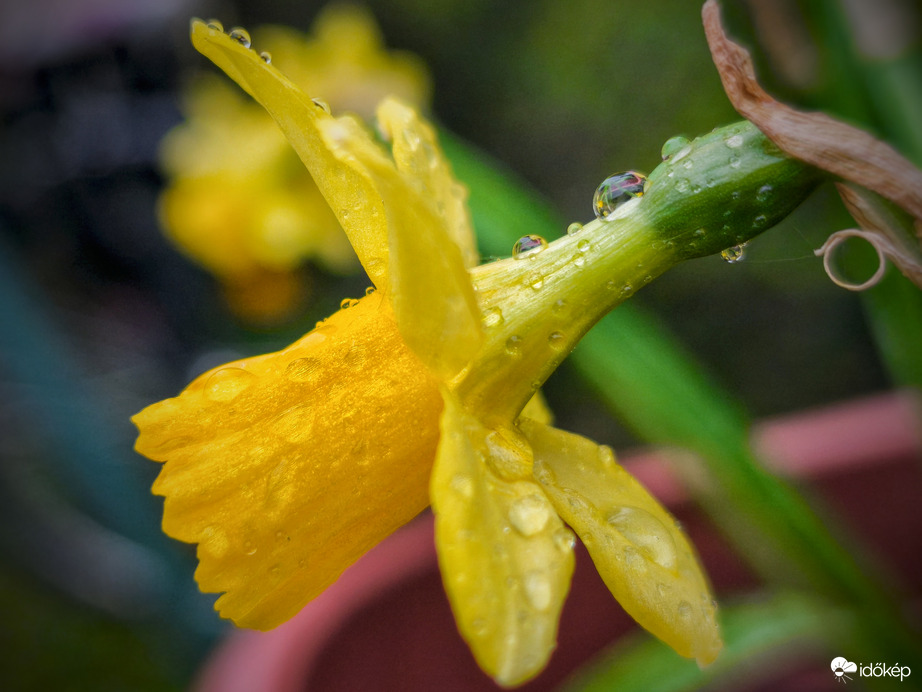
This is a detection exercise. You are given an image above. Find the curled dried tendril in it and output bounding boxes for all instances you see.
[703,0,922,292]
[814,230,888,291]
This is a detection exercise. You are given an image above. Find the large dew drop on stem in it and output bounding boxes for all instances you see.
[593,171,647,219]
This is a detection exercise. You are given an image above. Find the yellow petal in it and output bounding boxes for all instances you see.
[132,291,442,629]
[431,393,574,687]
[191,19,392,290]
[365,99,483,379]
[520,419,722,665]
[377,98,478,269]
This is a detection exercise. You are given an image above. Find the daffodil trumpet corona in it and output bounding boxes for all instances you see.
[133,19,823,687]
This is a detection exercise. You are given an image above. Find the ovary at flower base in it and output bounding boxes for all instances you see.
[157,5,430,322]
[135,19,723,687]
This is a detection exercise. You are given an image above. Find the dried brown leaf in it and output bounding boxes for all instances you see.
[702,0,922,225]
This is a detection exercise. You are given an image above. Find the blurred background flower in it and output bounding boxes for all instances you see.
[158,6,430,322]
[0,0,919,689]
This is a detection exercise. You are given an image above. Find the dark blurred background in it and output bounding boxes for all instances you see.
[0,0,917,689]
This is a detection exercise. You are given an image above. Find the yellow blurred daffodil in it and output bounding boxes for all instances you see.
[158,6,430,321]
[134,19,721,686]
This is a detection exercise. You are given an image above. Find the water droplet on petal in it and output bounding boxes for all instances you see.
[606,506,678,569]
[552,299,568,315]
[577,239,590,253]
[593,171,647,219]
[365,286,376,296]
[243,540,257,556]
[566,222,583,235]
[482,306,504,328]
[553,527,576,552]
[228,27,252,48]
[523,570,553,611]
[526,273,544,291]
[508,494,552,536]
[728,156,741,169]
[547,331,566,350]
[661,135,690,160]
[721,244,746,263]
[312,97,331,114]
[340,297,359,309]
[756,184,772,202]
[204,367,256,401]
[512,234,547,258]
[677,600,693,620]
[533,460,556,485]
[259,51,272,64]
[752,214,768,229]
[505,335,523,356]
[206,19,224,32]
[725,133,744,148]
[622,545,647,572]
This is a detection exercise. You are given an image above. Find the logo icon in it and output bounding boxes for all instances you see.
[832,657,858,683]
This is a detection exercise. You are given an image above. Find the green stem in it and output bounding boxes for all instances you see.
[441,125,922,668]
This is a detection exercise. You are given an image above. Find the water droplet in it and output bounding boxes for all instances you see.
[204,367,256,401]
[526,273,544,291]
[728,156,741,169]
[547,331,566,350]
[206,19,224,32]
[573,255,586,268]
[720,244,746,263]
[450,474,474,499]
[505,335,523,356]
[593,171,647,219]
[243,540,257,556]
[512,234,547,258]
[752,214,768,228]
[552,299,568,315]
[620,283,634,296]
[656,581,669,598]
[259,51,272,64]
[312,97,331,114]
[660,135,690,160]
[756,184,772,202]
[553,527,576,552]
[533,459,556,485]
[482,306,504,328]
[566,222,583,235]
[523,571,553,611]
[606,506,678,569]
[725,133,744,148]
[285,357,322,383]
[228,27,251,48]
[683,159,694,170]
[622,545,647,572]
[365,286,376,296]
[730,190,741,201]
[508,494,552,536]
[677,600,693,620]
[694,228,706,237]
[675,178,690,193]
[577,239,591,253]
[340,297,359,310]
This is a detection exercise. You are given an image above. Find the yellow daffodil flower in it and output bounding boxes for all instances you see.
[135,20,728,687]
[158,5,430,321]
